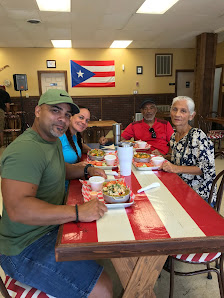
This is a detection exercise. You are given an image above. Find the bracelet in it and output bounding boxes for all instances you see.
[75,204,79,223]
[84,164,94,180]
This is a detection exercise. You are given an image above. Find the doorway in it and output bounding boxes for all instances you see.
[37,71,68,95]
[213,65,223,117]
[175,70,194,98]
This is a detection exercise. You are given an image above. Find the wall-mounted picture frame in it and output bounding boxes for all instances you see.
[46,60,56,68]
[136,66,143,74]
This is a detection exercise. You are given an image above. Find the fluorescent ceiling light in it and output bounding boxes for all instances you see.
[214,27,224,33]
[110,40,133,48]
[136,0,179,14]
[51,40,72,48]
[36,0,71,12]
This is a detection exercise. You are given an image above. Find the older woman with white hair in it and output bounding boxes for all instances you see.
[161,96,216,204]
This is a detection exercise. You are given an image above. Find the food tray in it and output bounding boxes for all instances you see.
[133,161,159,171]
[87,152,118,169]
[80,179,135,209]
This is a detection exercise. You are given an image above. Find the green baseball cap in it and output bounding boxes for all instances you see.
[38,89,79,115]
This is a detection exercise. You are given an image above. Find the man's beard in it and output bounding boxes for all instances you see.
[144,115,155,121]
[50,125,66,138]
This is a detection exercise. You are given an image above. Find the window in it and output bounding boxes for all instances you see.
[155,54,173,76]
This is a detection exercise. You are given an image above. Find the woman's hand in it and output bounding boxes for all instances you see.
[161,161,181,174]
[88,166,107,179]
[78,199,108,222]
[99,136,108,145]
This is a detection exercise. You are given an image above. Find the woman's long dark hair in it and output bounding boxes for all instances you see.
[65,106,90,162]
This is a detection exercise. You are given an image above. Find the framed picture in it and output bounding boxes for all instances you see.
[137,66,143,75]
[46,60,56,68]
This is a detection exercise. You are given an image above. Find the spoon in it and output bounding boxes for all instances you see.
[137,182,160,193]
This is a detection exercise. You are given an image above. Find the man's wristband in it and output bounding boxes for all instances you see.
[84,164,94,180]
[75,204,79,223]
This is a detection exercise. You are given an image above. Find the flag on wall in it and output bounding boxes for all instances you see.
[70,60,115,87]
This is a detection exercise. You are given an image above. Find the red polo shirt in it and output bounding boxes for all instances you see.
[121,118,174,154]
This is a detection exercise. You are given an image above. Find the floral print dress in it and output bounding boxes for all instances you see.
[170,128,216,203]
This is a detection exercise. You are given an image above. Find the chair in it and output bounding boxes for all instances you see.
[82,126,105,143]
[164,155,224,298]
[0,274,55,298]
[3,113,22,146]
[198,115,224,151]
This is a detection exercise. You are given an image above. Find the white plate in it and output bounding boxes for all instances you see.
[105,200,134,209]
[133,163,159,171]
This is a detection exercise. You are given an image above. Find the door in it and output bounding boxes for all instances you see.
[176,70,194,98]
[37,71,68,95]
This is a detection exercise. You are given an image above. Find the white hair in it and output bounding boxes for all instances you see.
[171,96,195,115]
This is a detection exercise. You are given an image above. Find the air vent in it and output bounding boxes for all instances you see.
[155,54,172,76]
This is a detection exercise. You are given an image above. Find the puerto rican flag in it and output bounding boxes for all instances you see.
[70,60,115,87]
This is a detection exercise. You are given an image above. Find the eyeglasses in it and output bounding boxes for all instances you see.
[149,127,156,138]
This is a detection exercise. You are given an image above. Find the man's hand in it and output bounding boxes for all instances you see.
[88,166,107,179]
[151,149,162,156]
[78,199,108,222]
[99,136,108,145]
[161,161,180,173]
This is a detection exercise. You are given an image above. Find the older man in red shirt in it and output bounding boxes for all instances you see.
[99,99,174,155]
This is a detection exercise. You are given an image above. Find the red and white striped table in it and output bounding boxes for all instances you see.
[56,167,224,297]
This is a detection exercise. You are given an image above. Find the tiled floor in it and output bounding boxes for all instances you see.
[0,145,223,298]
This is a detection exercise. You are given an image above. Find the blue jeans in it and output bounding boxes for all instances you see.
[0,227,103,297]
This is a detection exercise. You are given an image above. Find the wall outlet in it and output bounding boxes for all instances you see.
[25,93,29,98]
[133,90,138,94]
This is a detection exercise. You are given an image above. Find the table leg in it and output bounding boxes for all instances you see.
[112,255,167,298]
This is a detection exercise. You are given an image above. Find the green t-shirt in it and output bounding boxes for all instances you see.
[0,128,66,255]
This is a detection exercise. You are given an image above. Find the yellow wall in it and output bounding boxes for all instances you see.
[216,41,224,65]
[0,47,195,97]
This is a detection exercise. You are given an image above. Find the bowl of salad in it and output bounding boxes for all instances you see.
[102,180,130,203]
[88,149,105,161]
[133,152,151,163]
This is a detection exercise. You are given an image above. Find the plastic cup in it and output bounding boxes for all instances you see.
[137,141,147,148]
[104,154,116,166]
[89,176,105,191]
[117,146,133,176]
[152,156,165,166]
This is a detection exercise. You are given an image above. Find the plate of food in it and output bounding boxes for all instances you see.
[122,140,136,144]
[133,160,159,171]
[87,152,118,169]
[80,179,134,208]
[133,152,151,163]
[87,149,105,161]
[102,180,131,203]
[88,160,118,170]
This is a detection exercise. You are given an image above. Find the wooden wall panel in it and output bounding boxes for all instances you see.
[11,93,175,130]
[102,96,133,128]
[194,33,217,118]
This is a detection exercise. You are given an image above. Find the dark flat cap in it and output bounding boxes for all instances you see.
[140,98,156,109]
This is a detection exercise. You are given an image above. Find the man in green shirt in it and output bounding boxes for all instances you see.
[0,89,112,298]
